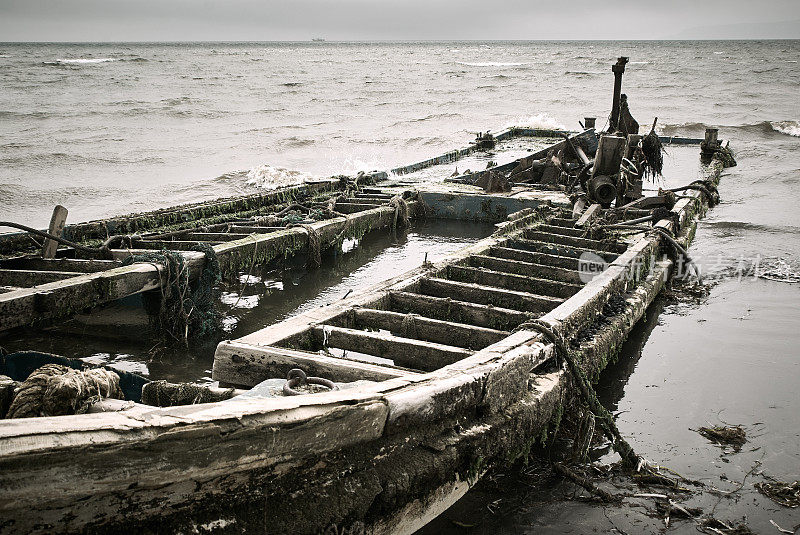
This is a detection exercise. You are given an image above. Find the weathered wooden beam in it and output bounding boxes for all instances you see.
[0,262,164,332]
[0,258,121,273]
[388,291,532,331]
[469,255,583,284]
[136,240,225,250]
[310,325,472,372]
[213,341,418,387]
[0,286,22,294]
[549,217,579,228]
[506,238,619,262]
[334,202,383,214]
[349,308,508,350]
[41,205,68,259]
[535,224,588,238]
[488,246,581,270]
[419,277,563,313]
[184,233,253,242]
[523,229,627,253]
[575,203,602,228]
[227,226,285,234]
[446,265,581,299]
[0,269,84,287]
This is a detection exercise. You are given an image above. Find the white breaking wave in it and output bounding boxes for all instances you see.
[504,112,568,131]
[245,165,319,189]
[456,61,527,67]
[53,58,117,65]
[771,120,800,137]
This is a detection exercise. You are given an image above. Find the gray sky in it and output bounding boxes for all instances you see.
[1,0,798,41]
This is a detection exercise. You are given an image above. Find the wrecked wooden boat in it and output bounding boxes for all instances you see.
[0,58,737,534]
[0,154,734,534]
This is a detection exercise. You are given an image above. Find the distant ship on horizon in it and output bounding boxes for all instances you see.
[311,38,325,42]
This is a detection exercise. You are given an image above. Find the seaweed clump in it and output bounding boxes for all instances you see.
[696,425,747,451]
[755,478,800,508]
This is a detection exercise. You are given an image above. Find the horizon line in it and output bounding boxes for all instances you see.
[2,38,799,44]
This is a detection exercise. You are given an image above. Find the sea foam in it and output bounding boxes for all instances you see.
[771,120,800,137]
[245,165,318,189]
[51,58,117,65]
[504,113,568,131]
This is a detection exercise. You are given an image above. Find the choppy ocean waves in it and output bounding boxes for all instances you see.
[660,120,800,138]
[455,61,528,67]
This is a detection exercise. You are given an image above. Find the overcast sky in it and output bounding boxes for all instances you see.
[1,0,799,41]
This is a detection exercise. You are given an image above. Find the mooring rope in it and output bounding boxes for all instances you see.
[389,195,410,231]
[300,224,322,268]
[515,318,640,468]
[0,221,115,258]
[5,364,123,418]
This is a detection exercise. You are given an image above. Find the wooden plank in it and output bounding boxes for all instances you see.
[0,258,121,273]
[446,265,581,299]
[350,308,508,350]
[469,255,583,284]
[334,202,383,214]
[419,277,563,313]
[549,217,578,228]
[136,240,225,250]
[506,238,619,262]
[0,286,22,294]
[213,341,419,387]
[0,262,165,332]
[184,233,253,242]
[488,246,582,270]
[0,269,84,287]
[535,224,588,238]
[388,291,532,331]
[310,325,472,372]
[227,226,285,234]
[41,205,68,259]
[523,230,627,253]
[575,203,602,228]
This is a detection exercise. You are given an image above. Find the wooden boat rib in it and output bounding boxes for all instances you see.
[0,139,728,533]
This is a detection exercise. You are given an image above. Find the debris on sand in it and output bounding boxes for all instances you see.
[697,518,756,535]
[755,478,800,508]
[696,425,747,451]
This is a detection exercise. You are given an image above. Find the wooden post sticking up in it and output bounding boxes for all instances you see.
[41,205,68,259]
[584,117,596,130]
[704,128,719,147]
[700,127,722,159]
[609,57,629,133]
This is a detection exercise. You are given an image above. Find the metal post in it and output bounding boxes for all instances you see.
[609,57,628,132]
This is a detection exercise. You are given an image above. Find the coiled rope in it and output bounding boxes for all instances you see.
[5,364,123,419]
